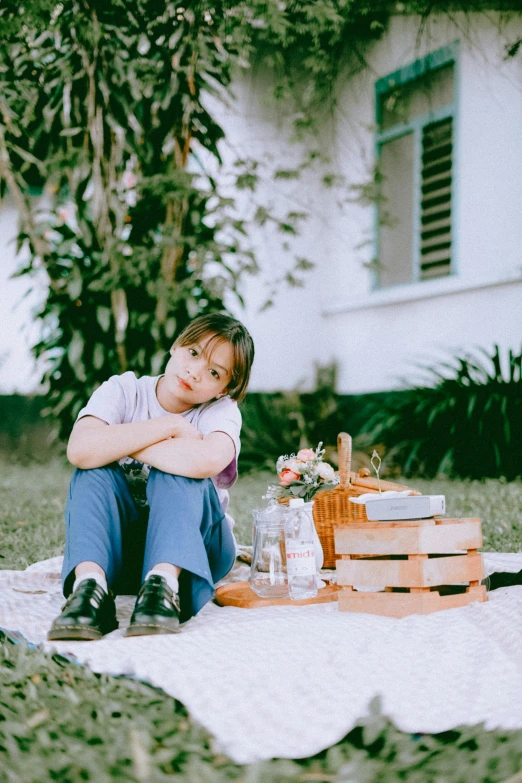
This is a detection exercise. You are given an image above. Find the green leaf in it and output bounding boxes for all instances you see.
[67,330,84,369]
[151,350,166,376]
[274,168,300,180]
[164,317,177,339]
[93,343,105,370]
[59,127,83,136]
[66,272,82,300]
[96,307,111,333]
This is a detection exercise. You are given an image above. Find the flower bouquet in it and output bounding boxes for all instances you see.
[264,443,340,503]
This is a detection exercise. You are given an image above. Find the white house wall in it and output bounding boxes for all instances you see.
[321,12,522,392]
[223,12,522,393]
[0,196,46,394]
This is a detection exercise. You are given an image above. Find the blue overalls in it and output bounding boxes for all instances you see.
[61,465,236,623]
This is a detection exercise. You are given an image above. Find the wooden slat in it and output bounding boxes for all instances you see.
[421,205,451,222]
[421,263,451,279]
[334,518,482,555]
[422,175,452,195]
[336,553,485,588]
[421,235,451,250]
[421,217,452,236]
[421,183,452,202]
[421,236,451,252]
[338,585,487,617]
[420,246,452,265]
[422,156,452,178]
[335,518,436,530]
[424,133,452,152]
[423,139,452,158]
[421,192,451,212]
[421,260,452,274]
[423,143,452,165]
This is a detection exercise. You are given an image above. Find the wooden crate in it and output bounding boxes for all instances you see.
[335,517,488,618]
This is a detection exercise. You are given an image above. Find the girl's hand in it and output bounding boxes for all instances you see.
[162,414,203,440]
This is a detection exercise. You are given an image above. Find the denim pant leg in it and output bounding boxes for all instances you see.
[61,465,142,597]
[143,470,236,622]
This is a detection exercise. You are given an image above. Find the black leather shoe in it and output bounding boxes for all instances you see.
[48,579,118,641]
[125,575,181,637]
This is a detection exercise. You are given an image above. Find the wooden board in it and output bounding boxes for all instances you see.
[336,553,485,588]
[338,585,487,618]
[334,518,482,556]
[215,581,340,608]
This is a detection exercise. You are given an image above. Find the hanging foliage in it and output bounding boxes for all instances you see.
[0,1,258,437]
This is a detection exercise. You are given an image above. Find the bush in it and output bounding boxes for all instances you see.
[359,345,522,480]
[0,395,59,464]
[238,364,402,473]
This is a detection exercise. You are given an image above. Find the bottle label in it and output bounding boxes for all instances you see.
[286,540,316,576]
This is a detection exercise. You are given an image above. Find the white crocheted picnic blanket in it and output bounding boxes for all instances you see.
[1,553,522,764]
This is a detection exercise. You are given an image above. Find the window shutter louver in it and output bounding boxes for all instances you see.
[420,117,452,279]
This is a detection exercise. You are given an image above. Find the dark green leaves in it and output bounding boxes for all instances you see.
[359,345,522,480]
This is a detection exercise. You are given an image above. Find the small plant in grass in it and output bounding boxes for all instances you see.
[360,345,522,480]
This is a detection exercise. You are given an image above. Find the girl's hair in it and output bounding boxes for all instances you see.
[173,313,254,402]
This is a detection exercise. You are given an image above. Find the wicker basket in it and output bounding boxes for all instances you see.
[313,433,419,569]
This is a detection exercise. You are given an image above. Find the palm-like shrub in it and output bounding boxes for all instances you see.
[360,346,522,480]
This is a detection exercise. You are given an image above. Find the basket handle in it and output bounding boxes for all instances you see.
[337,432,352,487]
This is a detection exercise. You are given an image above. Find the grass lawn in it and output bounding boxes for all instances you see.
[1,458,522,782]
[2,459,522,569]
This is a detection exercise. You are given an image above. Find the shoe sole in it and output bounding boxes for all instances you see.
[124,623,180,637]
[47,622,118,642]
[47,627,102,641]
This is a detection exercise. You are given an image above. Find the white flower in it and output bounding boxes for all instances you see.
[276,455,303,474]
[285,458,302,474]
[276,455,288,473]
[317,462,335,481]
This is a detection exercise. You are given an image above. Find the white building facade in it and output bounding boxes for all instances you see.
[231,11,522,392]
[1,12,521,394]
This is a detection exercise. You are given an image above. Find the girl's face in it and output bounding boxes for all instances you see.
[162,332,234,410]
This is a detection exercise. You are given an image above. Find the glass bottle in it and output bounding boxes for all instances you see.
[249,505,288,598]
[284,498,318,600]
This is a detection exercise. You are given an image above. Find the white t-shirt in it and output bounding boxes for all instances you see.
[76,371,241,529]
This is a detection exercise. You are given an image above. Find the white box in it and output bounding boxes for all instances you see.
[365,495,446,521]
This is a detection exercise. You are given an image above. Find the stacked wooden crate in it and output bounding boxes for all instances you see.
[335,517,487,617]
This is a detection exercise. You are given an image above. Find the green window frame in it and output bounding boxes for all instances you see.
[374,42,459,289]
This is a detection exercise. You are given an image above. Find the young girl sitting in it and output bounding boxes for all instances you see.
[48,313,254,641]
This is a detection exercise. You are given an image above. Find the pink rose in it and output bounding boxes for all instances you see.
[297,448,315,462]
[279,469,300,486]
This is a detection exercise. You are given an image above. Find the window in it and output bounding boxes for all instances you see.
[375,44,457,288]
